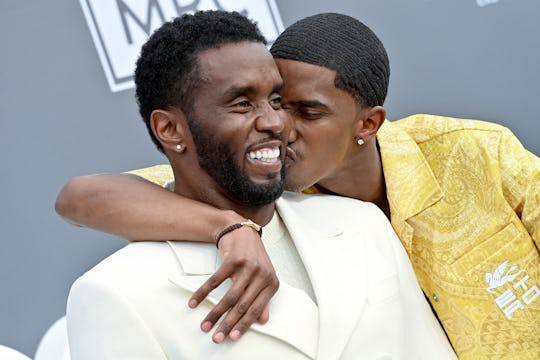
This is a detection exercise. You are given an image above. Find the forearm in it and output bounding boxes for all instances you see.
[57,170,278,343]
[55,173,244,242]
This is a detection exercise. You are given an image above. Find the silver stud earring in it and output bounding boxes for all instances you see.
[357,138,365,146]
[176,144,182,151]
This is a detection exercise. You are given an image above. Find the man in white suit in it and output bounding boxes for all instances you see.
[67,10,456,359]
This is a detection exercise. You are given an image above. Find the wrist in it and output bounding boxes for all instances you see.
[215,219,262,249]
[212,210,246,244]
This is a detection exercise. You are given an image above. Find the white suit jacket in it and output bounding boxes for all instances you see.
[67,192,456,359]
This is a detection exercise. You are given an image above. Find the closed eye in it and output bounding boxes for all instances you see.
[287,100,328,120]
[232,100,254,113]
[296,108,324,120]
[237,100,251,107]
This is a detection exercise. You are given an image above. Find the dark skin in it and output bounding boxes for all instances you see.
[278,59,388,214]
[156,41,290,343]
[155,42,289,343]
[55,58,387,343]
[59,40,291,344]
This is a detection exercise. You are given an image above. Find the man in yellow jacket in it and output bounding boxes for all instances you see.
[56,13,539,359]
[306,114,540,358]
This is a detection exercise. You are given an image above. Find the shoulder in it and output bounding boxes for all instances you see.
[278,191,387,227]
[280,190,380,209]
[392,114,509,142]
[67,243,170,359]
[71,242,174,292]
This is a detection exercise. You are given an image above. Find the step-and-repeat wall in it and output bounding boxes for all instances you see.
[1,0,538,356]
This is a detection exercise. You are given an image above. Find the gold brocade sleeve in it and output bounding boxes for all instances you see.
[499,129,540,250]
[302,186,321,195]
[126,164,174,188]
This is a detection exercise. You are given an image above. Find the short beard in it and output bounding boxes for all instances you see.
[188,116,285,207]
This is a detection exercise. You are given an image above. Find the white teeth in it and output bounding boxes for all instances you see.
[248,148,280,162]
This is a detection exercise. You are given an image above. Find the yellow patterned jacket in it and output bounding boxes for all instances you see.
[133,114,539,359]
[373,115,539,359]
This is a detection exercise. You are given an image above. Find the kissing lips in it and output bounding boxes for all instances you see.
[285,146,297,168]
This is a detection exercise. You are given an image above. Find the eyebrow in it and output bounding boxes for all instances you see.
[223,85,254,100]
[292,100,329,110]
[223,82,284,100]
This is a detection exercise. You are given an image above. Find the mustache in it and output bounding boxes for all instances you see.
[249,133,284,147]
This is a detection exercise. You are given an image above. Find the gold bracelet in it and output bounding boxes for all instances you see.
[215,219,262,248]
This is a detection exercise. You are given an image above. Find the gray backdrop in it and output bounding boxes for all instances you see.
[1,0,538,357]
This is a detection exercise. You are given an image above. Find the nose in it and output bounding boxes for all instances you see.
[255,102,285,135]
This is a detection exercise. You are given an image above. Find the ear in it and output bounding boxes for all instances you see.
[150,108,188,153]
[355,106,386,142]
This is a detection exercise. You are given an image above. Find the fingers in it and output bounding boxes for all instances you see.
[185,226,279,343]
[188,264,234,309]
[257,305,270,324]
[188,228,260,308]
[212,278,278,343]
[200,275,249,331]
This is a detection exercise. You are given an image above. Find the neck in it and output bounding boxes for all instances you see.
[223,202,276,227]
[172,171,276,227]
[316,141,389,217]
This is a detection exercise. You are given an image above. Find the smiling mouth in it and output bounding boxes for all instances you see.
[247,148,280,163]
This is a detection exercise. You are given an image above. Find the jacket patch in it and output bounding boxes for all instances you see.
[486,261,539,319]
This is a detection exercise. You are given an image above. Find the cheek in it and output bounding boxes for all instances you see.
[294,139,334,183]
[305,127,344,160]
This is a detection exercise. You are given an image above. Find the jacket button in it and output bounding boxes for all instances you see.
[433,293,439,302]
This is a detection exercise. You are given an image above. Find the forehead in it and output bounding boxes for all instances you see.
[197,41,282,93]
[275,59,351,103]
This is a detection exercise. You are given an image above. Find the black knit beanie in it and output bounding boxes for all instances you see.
[270,13,390,107]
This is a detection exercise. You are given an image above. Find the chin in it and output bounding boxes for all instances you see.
[250,171,284,188]
[284,181,309,193]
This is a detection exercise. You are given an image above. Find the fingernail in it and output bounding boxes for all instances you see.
[188,299,198,308]
[201,321,212,332]
[213,332,225,343]
[230,330,241,341]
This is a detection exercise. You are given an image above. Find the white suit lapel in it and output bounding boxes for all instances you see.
[276,195,368,360]
[166,241,318,359]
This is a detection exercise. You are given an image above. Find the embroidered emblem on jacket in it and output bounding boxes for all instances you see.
[486,261,540,320]
[485,261,524,293]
